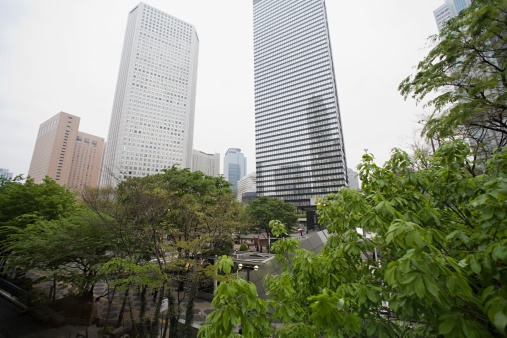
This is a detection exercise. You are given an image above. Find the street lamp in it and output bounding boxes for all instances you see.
[237,264,259,281]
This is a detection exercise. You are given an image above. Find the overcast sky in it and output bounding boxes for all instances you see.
[0,0,443,177]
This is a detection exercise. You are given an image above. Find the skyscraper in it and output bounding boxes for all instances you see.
[253,0,348,207]
[434,0,471,31]
[224,148,246,192]
[28,112,105,189]
[101,2,199,186]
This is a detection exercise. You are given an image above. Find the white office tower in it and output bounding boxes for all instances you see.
[237,172,256,202]
[101,2,199,186]
[253,0,348,207]
[191,150,220,177]
[434,0,471,32]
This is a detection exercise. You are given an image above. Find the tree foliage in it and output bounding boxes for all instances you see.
[0,176,77,273]
[82,166,242,336]
[200,141,507,337]
[399,0,507,152]
[0,176,76,236]
[4,210,114,295]
[245,196,298,236]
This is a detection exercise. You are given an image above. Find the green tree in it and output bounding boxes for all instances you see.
[399,0,507,153]
[0,176,76,272]
[245,196,298,239]
[83,167,242,337]
[3,209,114,302]
[200,141,507,337]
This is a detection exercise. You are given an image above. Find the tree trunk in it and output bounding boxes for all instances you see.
[150,284,165,338]
[116,288,130,328]
[167,291,179,338]
[182,277,198,338]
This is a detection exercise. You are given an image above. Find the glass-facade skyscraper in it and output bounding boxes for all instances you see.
[224,148,247,192]
[253,0,348,207]
[101,2,199,186]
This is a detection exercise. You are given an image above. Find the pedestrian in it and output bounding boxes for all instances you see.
[152,288,158,302]
[89,297,101,326]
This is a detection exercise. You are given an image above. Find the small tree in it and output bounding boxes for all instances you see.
[245,196,298,240]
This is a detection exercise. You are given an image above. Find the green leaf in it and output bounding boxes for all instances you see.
[493,311,507,334]
[439,318,456,335]
[414,277,425,299]
[469,255,481,274]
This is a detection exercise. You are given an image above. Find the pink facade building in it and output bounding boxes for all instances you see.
[28,112,105,189]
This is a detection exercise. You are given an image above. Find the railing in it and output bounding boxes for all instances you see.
[0,278,31,306]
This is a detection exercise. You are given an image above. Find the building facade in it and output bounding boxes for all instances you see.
[224,148,247,192]
[28,112,105,189]
[237,172,256,202]
[191,149,220,177]
[253,0,348,207]
[101,2,199,186]
[0,168,13,180]
[434,0,471,31]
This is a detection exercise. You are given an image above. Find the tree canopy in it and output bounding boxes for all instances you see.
[399,0,507,152]
[244,196,298,235]
[200,141,507,337]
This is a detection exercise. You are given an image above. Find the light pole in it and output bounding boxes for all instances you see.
[237,263,259,281]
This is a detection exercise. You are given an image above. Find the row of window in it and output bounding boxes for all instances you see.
[256,94,335,123]
[254,52,329,91]
[256,85,335,116]
[257,140,341,159]
[254,15,323,60]
[255,74,332,109]
[258,159,344,175]
[256,102,336,130]
[253,0,318,38]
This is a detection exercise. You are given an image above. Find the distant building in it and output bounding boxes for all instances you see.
[28,112,105,189]
[237,172,256,202]
[241,191,258,205]
[434,0,471,31]
[224,148,246,192]
[0,168,13,180]
[100,2,199,186]
[347,168,360,191]
[191,150,220,177]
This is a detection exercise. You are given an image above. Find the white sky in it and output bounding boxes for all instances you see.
[0,0,443,177]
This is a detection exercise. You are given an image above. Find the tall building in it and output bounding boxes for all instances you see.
[224,148,246,192]
[191,149,220,177]
[0,168,13,180]
[28,112,105,189]
[434,0,471,31]
[101,2,199,186]
[253,0,348,207]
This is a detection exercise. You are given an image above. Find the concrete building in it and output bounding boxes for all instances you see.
[191,150,220,177]
[434,0,471,31]
[28,112,105,189]
[224,148,246,192]
[0,168,13,180]
[253,0,348,208]
[347,168,360,191]
[237,172,256,202]
[101,2,199,186]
